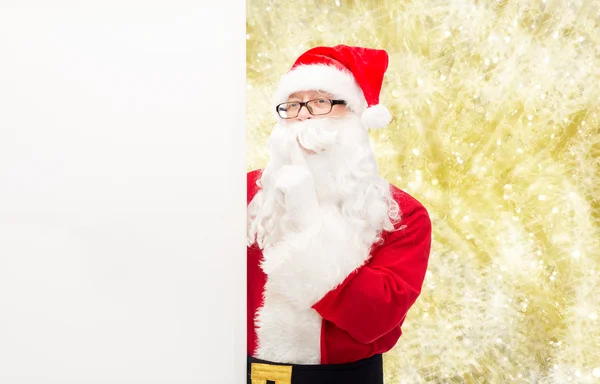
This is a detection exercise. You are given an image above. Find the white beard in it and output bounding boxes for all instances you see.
[247,113,401,364]
[247,113,400,251]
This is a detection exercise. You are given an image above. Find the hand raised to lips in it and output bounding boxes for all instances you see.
[273,165,318,214]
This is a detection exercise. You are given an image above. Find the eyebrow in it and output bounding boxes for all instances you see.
[287,93,307,100]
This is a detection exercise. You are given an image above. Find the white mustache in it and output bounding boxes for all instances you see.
[295,120,340,153]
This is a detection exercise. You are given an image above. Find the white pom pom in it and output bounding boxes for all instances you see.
[361,104,392,129]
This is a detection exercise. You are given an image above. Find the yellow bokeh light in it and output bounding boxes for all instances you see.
[247,0,600,382]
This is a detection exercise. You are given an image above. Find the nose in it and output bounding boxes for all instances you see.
[296,104,313,121]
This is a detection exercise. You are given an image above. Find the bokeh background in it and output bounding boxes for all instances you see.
[246,0,600,382]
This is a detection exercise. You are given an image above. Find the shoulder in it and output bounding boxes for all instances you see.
[368,181,432,266]
[387,181,431,233]
[389,182,429,218]
[247,168,262,184]
[247,169,263,204]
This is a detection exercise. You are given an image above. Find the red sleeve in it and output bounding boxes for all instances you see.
[311,194,431,344]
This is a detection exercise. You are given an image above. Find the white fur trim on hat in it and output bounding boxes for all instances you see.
[273,64,368,115]
[361,104,392,129]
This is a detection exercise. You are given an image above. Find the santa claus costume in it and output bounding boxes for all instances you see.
[247,45,432,384]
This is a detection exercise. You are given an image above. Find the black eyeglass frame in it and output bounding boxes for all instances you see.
[275,99,347,119]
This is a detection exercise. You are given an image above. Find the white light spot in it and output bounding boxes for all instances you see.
[539,195,547,201]
[592,368,600,378]
[412,148,420,156]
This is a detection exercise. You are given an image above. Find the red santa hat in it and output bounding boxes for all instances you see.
[273,44,393,129]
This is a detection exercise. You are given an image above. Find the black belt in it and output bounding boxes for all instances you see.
[247,354,383,384]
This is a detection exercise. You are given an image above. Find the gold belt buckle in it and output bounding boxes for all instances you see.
[250,362,293,384]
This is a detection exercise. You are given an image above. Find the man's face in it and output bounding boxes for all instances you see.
[278,90,350,155]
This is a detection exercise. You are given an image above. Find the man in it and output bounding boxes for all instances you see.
[246,45,432,384]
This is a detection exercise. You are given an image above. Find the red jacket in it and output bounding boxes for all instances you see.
[247,169,431,364]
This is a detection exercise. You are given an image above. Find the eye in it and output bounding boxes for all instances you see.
[316,99,328,104]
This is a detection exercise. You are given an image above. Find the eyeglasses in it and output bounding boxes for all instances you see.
[275,98,347,119]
